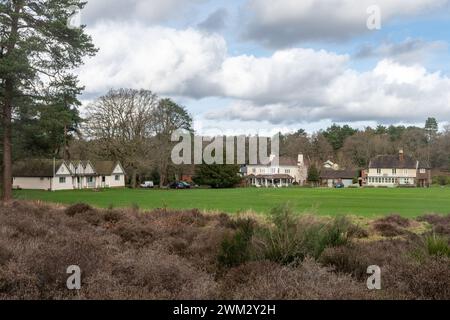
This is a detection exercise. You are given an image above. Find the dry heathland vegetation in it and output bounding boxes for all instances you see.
[0,201,449,300]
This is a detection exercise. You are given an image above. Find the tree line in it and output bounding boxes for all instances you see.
[279,118,449,170]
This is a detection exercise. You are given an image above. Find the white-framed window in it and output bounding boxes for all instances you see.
[115,175,120,181]
[420,169,426,174]
[59,177,66,184]
[392,168,397,174]
[377,168,381,174]
[285,169,290,174]
[87,177,94,183]
[403,169,408,175]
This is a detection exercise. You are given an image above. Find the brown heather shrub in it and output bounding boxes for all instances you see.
[372,214,413,237]
[373,222,406,237]
[0,201,449,300]
[384,256,450,300]
[0,244,13,265]
[65,203,93,217]
[376,215,411,228]
[417,214,450,236]
[217,259,375,300]
[319,239,416,280]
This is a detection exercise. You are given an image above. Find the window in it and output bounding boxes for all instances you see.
[115,175,120,181]
[404,169,408,175]
[102,176,106,182]
[87,177,94,183]
[59,177,66,184]
[271,168,276,173]
[377,169,381,174]
[420,169,426,174]
[392,168,397,175]
[285,169,290,174]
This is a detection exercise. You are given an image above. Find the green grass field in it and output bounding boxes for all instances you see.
[13,187,450,217]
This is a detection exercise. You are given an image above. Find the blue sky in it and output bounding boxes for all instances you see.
[78,0,450,135]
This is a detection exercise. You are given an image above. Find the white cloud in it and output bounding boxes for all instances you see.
[242,0,450,47]
[79,23,450,125]
[207,59,450,123]
[79,23,227,97]
[217,49,348,104]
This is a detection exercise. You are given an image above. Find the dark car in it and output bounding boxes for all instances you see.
[335,182,345,189]
[169,181,190,189]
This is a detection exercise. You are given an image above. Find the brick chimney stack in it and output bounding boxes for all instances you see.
[399,149,404,162]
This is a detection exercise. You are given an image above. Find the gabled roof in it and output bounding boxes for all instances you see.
[369,155,417,169]
[13,159,67,177]
[91,161,122,175]
[320,169,358,179]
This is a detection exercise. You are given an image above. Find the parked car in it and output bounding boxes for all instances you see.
[335,182,345,189]
[169,181,191,189]
[180,181,191,189]
[140,181,154,188]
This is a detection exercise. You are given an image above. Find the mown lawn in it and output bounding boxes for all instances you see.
[13,187,450,217]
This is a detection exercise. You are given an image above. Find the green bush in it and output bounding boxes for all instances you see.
[433,176,450,186]
[217,218,255,268]
[425,234,450,257]
[254,204,353,265]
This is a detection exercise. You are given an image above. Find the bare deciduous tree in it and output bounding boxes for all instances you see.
[85,89,158,187]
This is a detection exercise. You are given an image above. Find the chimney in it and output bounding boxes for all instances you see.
[399,149,404,162]
[298,154,304,166]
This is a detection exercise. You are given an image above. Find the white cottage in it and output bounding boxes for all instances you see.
[12,159,126,191]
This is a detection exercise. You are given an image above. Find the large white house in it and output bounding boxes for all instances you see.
[244,154,308,187]
[12,159,126,191]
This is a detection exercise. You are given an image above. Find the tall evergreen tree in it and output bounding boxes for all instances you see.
[0,0,96,201]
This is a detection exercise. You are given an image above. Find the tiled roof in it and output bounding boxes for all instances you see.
[12,159,66,177]
[13,159,122,177]
[320,169,358,179]
[91,161,119,175]
[369,155,417,169]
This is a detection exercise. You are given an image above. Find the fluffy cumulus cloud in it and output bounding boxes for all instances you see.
[78,23,227,98]
[206,59,450,123]
[79,23,450,125]
[242,0,450,47]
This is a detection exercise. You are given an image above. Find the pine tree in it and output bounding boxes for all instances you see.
[0,0,96,201]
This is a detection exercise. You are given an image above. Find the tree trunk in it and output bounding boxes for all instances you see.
[1,1,22,203]
[131,167,137,189]
[1,82,13,202]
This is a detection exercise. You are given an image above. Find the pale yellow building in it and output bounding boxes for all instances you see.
[367,150,431,187]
